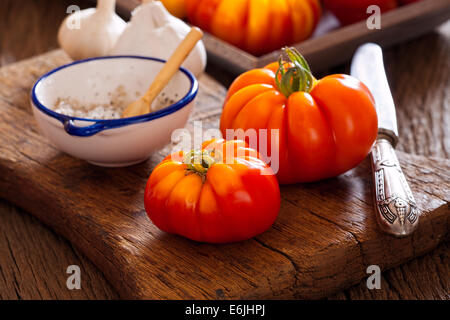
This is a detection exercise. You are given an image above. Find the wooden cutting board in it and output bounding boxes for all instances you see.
[0,50,448,299]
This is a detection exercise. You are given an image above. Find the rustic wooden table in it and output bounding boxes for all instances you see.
[0,0,448,300]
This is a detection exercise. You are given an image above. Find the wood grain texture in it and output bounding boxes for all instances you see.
[0,0,448,300]
[0,50,448,299]
[331,242,449,300]
[387,32,450,159]
[0,0,119,300]
[0,199,118,299]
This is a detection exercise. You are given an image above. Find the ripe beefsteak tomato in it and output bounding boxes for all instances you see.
[220,48,378,184]
[144,139,281,243]
[185,0,321,55]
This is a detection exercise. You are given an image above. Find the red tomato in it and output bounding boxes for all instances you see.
[323,0,398,25]
[144,139,281,243]
[220,48,378,184]
[185,0,321,55]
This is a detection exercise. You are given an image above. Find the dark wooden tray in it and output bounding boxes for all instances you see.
[116,0,450,73]
[0,50,448,299]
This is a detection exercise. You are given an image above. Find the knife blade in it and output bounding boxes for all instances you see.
[351,43,420,237]
[351,43,399,145]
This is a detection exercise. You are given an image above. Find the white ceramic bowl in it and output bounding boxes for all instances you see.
[31,56,198,167]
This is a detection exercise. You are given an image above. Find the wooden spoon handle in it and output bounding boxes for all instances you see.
[142,27,203,111]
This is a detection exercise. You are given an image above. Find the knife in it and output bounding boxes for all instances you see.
[351,43,420,237]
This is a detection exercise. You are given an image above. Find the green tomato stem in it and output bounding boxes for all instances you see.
[184,149,219,176]
[275,47,314,97]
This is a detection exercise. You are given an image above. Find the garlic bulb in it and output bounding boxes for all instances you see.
[58,0,126,60]
[110,1,207,77]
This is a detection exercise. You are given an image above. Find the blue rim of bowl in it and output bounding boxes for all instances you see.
[31,55,198,137]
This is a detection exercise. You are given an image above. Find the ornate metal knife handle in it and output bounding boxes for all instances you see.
[371,138,420,237]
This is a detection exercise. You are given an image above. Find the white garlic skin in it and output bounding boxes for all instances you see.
[110,1,207,77]
[58,1,126,61]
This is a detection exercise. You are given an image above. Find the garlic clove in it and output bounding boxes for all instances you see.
[109,1,207,77]
[58,0,126,61]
